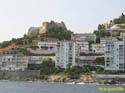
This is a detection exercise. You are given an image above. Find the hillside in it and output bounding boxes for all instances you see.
[94,13,125,43]
[1,14,125,55]
[27,21,73,40]
[0,21,73,56]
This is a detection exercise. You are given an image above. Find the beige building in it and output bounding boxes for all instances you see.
[76,41,89,51]
[91,43,105,53]
[120,32,125,38]
[28,56,56,64]
[71,33,96,42]
[0,54,28,71]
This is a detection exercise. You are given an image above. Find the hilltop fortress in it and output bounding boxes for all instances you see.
[28,21,67,36]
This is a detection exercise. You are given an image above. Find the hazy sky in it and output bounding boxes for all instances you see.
[0,0,125,42]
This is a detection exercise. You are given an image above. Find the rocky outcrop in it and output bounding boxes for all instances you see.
[39,21,67,34]
[27,27,40,36]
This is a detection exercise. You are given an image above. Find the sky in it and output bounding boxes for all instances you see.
[0,0,125,42]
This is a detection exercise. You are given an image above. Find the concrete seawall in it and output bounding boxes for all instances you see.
[96,74,125,78]
[0,70,40,79]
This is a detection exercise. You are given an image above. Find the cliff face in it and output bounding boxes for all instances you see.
[28,21,68,36]
[28,27,40,36]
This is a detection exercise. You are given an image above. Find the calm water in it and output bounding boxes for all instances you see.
[0,81,124,93]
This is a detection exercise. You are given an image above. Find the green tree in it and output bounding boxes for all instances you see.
[98,24,105,30]
[82,65,91,73]
[40,58,57,75]
[88,41,94,51]
[113,13,125,24]
[95,57,105,65]
[46,27,73,40]
[19,48,28,55]
[67,66,83,79]
[0,41,10,48]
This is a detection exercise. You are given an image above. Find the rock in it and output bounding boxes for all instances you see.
[39,21,67,34]
[27,27,40,36]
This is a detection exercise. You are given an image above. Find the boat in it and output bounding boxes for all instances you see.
[66,82,76,84]
[77,82,85,85]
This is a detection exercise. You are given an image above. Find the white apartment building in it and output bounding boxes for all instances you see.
[55,41,79,68]
[105,40,125,70]
[100,38,117,44]
[91,44,105,53]
[0,54,28,71]
[71,33,96,42]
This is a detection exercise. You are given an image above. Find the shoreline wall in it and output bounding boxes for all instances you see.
[0,70,40,79]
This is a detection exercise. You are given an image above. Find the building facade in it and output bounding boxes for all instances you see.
[37,42,57,52]
[92,44,105,53]
[28,56,56,64]
[55,41,79,68]
[79,51,104,67]
[76,41,89,51]
[71,33,96,42]
[105,40,125,70]
[0,54,28,71]
[120,32,125,39]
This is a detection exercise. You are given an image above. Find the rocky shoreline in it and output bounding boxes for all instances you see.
[0,76,124,85]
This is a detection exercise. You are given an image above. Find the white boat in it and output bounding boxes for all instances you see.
[77,82,85,85]
[66,82,76,84]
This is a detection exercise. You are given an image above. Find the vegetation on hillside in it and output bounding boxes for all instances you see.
[1,14,125,48]
[46,27,73,40]
[0,41,10,48]
[28,58,104,79]
[0,26,73,49]
[113,13,125,24]
[93,13,125,43]
[94,30,111,43]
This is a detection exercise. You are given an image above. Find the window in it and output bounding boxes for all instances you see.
[106,57,110,60]
[107,64,109,66]
[8,58,11,61]
[111,45,114,47]
[119,45,123,47]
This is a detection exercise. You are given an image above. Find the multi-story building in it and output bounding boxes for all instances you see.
[120,32,125,39]
[37,42,57,52]
[0,54,28,71]
[100,38,107,44]
[55,41,79,68]
[71,33,96,42]
[91,43,105,53]
[76,41,89,51]
[28,56,56,64]
[105,40,125,70]
[79,51,104,66]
